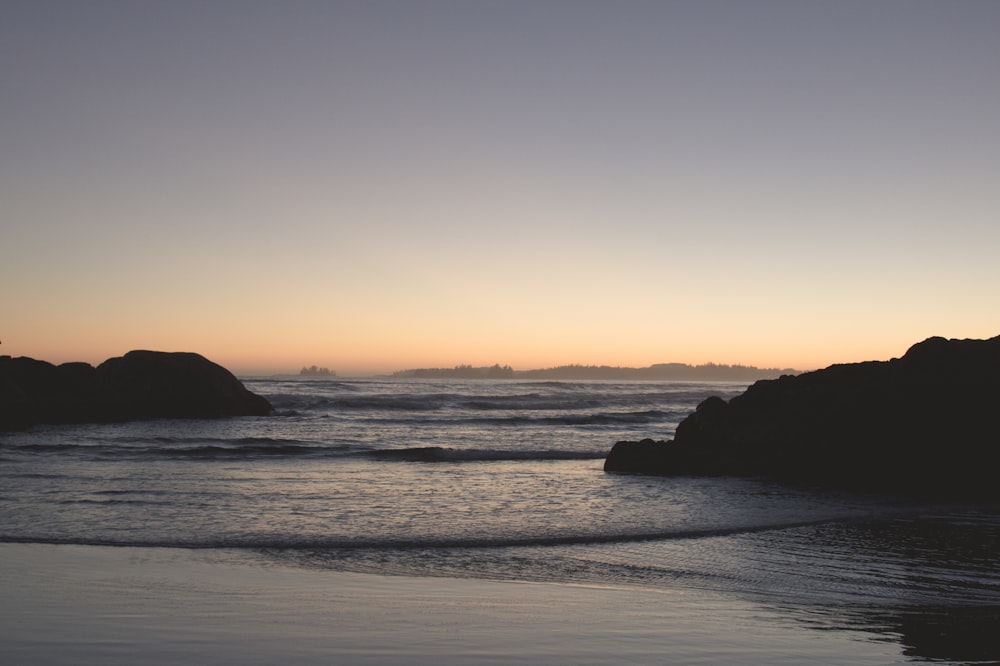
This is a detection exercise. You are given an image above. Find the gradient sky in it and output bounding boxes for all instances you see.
[3,1,999,375]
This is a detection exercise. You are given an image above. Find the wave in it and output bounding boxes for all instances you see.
[537,410,671,425]
[96,435,317,447]
[260,386,737,415]
[365,446,607,463]
[54,497,176,507]
[146,443,333,458]
[0,437,354,459]
[265,393,457,412]
[2,438,607,463]
[0,517,852,551]
[364,410,679,428]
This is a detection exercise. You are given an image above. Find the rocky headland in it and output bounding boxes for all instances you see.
[605,335,1000,498]
[0,350,272,430]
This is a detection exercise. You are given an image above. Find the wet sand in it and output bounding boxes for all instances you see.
[0,543,920,665]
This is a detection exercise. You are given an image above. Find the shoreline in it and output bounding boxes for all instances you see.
[2,542,911,665]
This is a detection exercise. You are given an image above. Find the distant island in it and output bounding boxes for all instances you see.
[393,364,516,379]
[300,365,336,377]
[392,362,797,381]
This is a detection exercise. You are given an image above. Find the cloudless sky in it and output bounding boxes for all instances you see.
[3,0,998,374]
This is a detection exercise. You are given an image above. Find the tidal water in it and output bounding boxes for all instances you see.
[2,378,999,663]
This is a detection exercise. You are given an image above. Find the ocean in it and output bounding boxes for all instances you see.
[2,377,999,664]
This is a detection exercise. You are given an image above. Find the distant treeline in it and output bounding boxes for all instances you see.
[393,364,515,379]
[392,362,797,380]
[300,365,336,377]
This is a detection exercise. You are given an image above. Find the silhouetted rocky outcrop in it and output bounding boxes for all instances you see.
[0,350,272,430]
[605,336,1000,498]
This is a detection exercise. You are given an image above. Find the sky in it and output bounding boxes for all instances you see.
[2,0,999,375]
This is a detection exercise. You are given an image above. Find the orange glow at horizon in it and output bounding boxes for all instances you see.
[3,3,999,377]
[6,319,989,378]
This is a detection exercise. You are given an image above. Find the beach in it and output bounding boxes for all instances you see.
[6,0,1000,660]
[4,378,999,664]
[2,543,911,665]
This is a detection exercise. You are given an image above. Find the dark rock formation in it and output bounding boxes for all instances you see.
[1,350,272,430]
[605,335,1000,497]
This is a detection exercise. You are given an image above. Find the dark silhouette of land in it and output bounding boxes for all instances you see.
[300,365,336,377]
[393,362,796,381]
[393,363,516,379]
[605,335,1000,499]
[1,350,272,430]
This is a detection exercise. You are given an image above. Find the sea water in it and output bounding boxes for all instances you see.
[2,378,999,662]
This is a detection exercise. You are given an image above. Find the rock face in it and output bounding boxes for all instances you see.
[605,336,1000,497]
[1,350,272,430]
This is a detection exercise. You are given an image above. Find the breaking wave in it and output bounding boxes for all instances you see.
[366,446,607,462]
[0,517,850,551]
